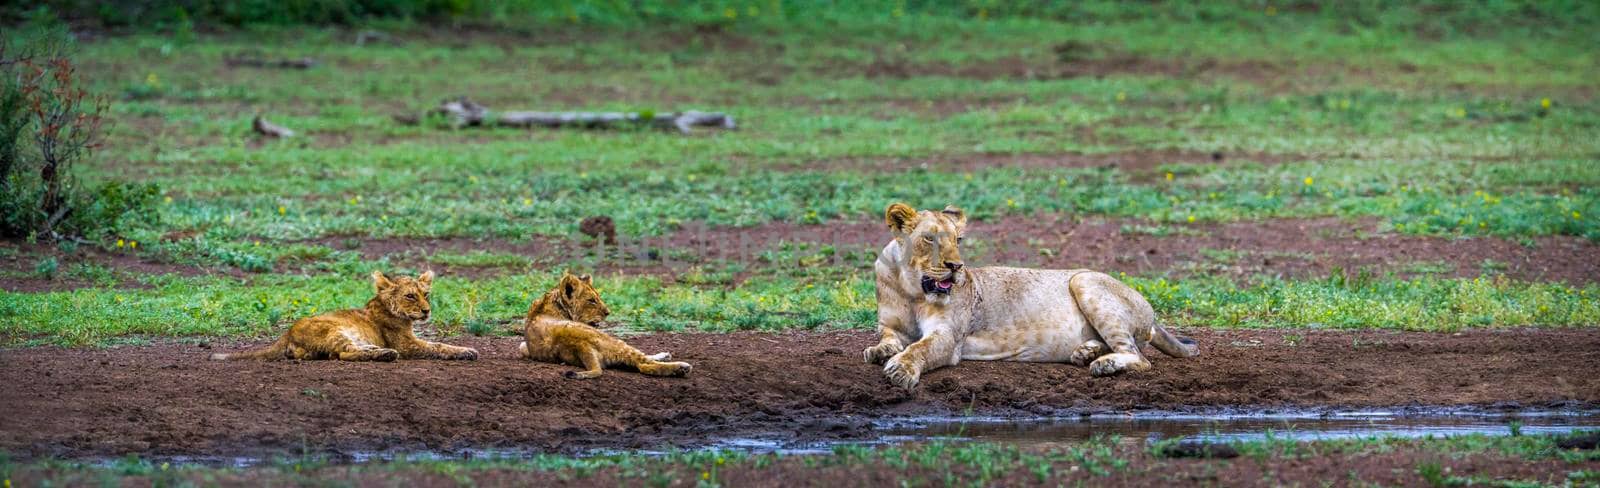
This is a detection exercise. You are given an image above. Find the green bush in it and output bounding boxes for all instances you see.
[0,21,160,240]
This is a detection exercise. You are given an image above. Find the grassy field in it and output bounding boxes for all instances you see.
[1,1,1597,346]
[7,432,1598,486]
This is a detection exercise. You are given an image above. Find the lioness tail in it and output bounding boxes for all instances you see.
[1150,324,1200,358]
[209,336,290,361]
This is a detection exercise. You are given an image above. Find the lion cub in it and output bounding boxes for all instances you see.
[210,271,478,362]
[518,272,691,379]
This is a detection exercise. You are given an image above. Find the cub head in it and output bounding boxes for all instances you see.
[885,202,967,299]
[553,272,610,325]
[372,270,433,323]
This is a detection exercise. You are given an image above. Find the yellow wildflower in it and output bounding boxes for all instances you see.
[116,239,125,248]
[164,196,173,204]
[724,7,737,19]
[701,471,711,480]
[1187,215,1195,223]
[1265,5,1278,15]
[130,241,138,249]
[1304,177,1313,186]
[278,205,287,216]
[1115,91,1127,103]
[1541,98,1551,109]
[1165,172,1174,181]
[1575,211,1582,220]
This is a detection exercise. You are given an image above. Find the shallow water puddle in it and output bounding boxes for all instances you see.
[98,409,1600,467]
[864,409,1600,451]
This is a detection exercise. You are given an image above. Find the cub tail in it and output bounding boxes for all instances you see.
[209,336,291,361]
[1149,324,1200,358]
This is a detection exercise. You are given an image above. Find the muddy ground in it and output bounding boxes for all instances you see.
[2,328,1595,460]
[311,216,1600,285]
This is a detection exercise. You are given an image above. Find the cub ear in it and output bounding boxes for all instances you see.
[941,205,967,228]
[561,272,578,296]
[372,270,395,292]
[417,270,435,287]
[579,274,592,284]
[885,202,918,235]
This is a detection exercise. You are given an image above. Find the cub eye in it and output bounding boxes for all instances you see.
[406,293,418,301]
[922,235,936,243]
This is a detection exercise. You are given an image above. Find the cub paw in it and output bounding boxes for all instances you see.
[517,341,529,358]
[863,342,903,365]
[1068,340,1110,367]
[562,370,578,379]
[373,348,399,362]
[672,362,693,377]
[883,357,921,391]
[647,352,672,361]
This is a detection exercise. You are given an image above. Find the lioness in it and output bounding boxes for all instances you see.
[864,203,1198,389]
[210,271,479,361]
[518,272,692,379]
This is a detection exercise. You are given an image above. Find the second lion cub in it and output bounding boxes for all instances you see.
[519,272,691,379]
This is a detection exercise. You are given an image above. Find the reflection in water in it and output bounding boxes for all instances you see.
[96,410,1600,467]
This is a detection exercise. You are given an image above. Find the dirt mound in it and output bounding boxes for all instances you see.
[1,328,1594,460]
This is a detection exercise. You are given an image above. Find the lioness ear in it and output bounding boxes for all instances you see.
[417,270,435,287]
[885,203,918,235]
[372,270,395,292]
[941,205,967,229]
[579,274,592,284]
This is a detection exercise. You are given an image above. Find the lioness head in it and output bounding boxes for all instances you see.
[372,270,434,322]
[885,202,967,298]
[554,272,611,325]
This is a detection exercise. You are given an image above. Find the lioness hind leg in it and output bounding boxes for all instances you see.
[1069,273,1153,377]
[1068,339,1111,367]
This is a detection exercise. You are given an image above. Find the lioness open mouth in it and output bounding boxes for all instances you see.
[921,275,956,294]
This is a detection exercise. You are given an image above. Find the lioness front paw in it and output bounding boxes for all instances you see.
[883,357,921,390]
[864,342,904,365]
[1089,353,1150,377]
[454,348,479,361]
[1069,340,1110,367]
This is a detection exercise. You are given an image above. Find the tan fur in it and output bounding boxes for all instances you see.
[518,272,691,379]
[866,203,1199,390]
[210,271,479,362]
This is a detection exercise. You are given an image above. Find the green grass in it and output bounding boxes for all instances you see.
[5,430,1596,486]
[2,2,1597,343]
[3,268,1595,346]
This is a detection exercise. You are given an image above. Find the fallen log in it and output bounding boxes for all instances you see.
[225,56,317,69]
[430,98,735,134]
[252,116,295,138]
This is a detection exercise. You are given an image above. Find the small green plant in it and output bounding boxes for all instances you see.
[33,256,58,278]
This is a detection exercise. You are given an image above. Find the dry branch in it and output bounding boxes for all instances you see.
[430,98,735,134]
[252,116,295,138]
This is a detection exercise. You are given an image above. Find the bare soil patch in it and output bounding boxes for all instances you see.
[1,328,1595,459]
[684,216,1600,284]
[0,240,230,293]
[773,150,1299,174]
[398,216,1597,285]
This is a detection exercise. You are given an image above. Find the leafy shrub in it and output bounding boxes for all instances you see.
[1,20,160,240]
